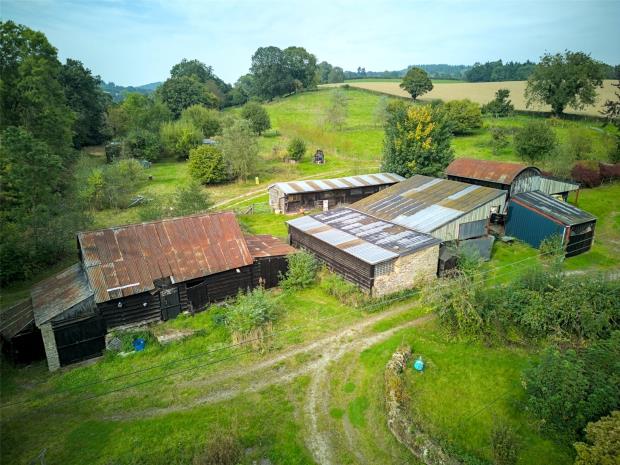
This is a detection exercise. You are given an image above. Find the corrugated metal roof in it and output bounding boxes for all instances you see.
[287,207,439,265]
[78,212,254,303]
[244,235,296,258]
[353,175,506,231]
[0,299,34,340]
[538,176,580,195]
[446,158,539,185]
[31,264,94,326]
[269,173,405,195]
[511,191,596,226]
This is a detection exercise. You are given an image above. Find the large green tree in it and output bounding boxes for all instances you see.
[381,101,454,177]
[400,67,433,101]
[241,101,271,135]
[221,119,259,181]
[170,58,232,107]
[327,67,345,84]
[60,58,111,147]
[107,93,171,137]
[525,51,605,116]
[514,120,557,164]
[157,75,218,118]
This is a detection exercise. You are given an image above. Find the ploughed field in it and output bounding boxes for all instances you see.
[326,80,618,116]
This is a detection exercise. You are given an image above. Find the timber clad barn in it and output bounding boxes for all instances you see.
[288,208,440,297]
[268,173,404,214]
[446,158,580,201]
[352,175,507,242]
[506,191,597,257]
[12,212,293,371]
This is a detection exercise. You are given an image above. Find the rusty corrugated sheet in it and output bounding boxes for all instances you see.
[78,212,254,304]
[0,298,34,339]
[244,235,296,258]
[31,263,94,326]
[446,158,538,185]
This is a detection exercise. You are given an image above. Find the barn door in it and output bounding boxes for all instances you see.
[160,287,181,321]
[54,316,106,366]
[187,280,209,312]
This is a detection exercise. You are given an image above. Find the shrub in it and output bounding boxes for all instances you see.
[287,137,306,161]
[320,270,364,307]
[599,162,620,182]
[220,119,259,181]
[482,88,514,117]
[227,287,279,348]
[180,104,221,138]
[188,145,230,185]
[83,159,145,210]
[571,161,602,187]
[193,431,242,465]
[171,181,211,216]
[490,422,520,465]
[123,129,162,162]
[574,411,620,465]
[514,120,557,163]
[160,120,203,159]
[523,332,620,437]
[240,101,271,135]
[442,99,483,134]
[566,128,593,160]
[489,126,510,155]
[539,234,565,264]
[280,251,318,291]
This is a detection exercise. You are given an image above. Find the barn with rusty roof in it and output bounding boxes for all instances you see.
[268,173,404,214]
[23,212,294,371]
[287,208,440,296]
[446,158,579,200]
[352,175,507,242]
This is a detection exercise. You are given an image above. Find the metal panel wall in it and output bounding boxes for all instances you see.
[505,202,566,249]
[458,219,488,240]
[432,197,506,242]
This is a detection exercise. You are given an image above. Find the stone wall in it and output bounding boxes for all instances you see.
[40,322,60,372]
[373,244,439,297]
[385,347,460,465]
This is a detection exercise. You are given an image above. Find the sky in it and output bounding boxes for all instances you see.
[3,0,620,86]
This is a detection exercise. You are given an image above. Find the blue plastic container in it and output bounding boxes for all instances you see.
[413,358,424,372]
[133,338,146,352]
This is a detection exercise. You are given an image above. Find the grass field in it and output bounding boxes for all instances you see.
[334,80,618,116]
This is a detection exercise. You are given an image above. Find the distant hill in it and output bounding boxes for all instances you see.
[101,81,162,102]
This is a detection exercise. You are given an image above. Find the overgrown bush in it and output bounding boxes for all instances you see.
[193,431,242,465]
[83,159,145,210]
[566,128,593,160]
[160,120,203,159]
[573,411,620,465]
[490,421,520,465]
[240,101,271,135]
[523,332,620,437]
[442,99,483,134]
[571,161,602,187]
[138,181,211,221]
[123,129,162,161]
[287,137,306,161]
[181,104,221,138]
[514,120,557,164]
[489,126,511,155]
[280,251,318,291]
[320,270,364,307]
[227,287,279,348]
[188,145,230,185]
[482,88,514,117]
[599,162,620,182]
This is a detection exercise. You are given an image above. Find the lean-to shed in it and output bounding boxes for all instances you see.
[245,234,296,288]
[446,158,579,200]
[506,191,596,257]
[0,299,45,365]
[268,173,404,214]
[288,208,440,297]
[352,175,507,242]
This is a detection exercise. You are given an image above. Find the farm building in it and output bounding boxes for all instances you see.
[446,158,580,200]
[506,190,596,257]
[22,212,293,371]
[287,208,440,297]
[268,173,404,214]
[352,175,507,242]
[0,299,44,365]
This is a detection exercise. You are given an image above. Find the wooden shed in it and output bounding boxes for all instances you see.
[352,175,507,242]
[0,299,45,365]
[506,191,596,257]
[287,208,440,297]
[446,158,579,200]
[245,235,296,288]
[268,173,404,214]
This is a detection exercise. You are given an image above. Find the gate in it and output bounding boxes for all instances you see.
[53,316,106,366]
[187,280,209,312]
[160,287,181,321]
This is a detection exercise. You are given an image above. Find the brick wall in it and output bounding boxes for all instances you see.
[40,322,60,372]
[373,245,439,297]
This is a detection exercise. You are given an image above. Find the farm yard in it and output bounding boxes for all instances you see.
[2,13,620,464]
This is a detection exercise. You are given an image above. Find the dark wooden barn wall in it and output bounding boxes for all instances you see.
[51,315,107,366]
[255,256,289,289]
[97,291,163,329]
[566,221,596,257]
[1,327,45,365]
[285,185,390,213]
[290,228,373,291]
